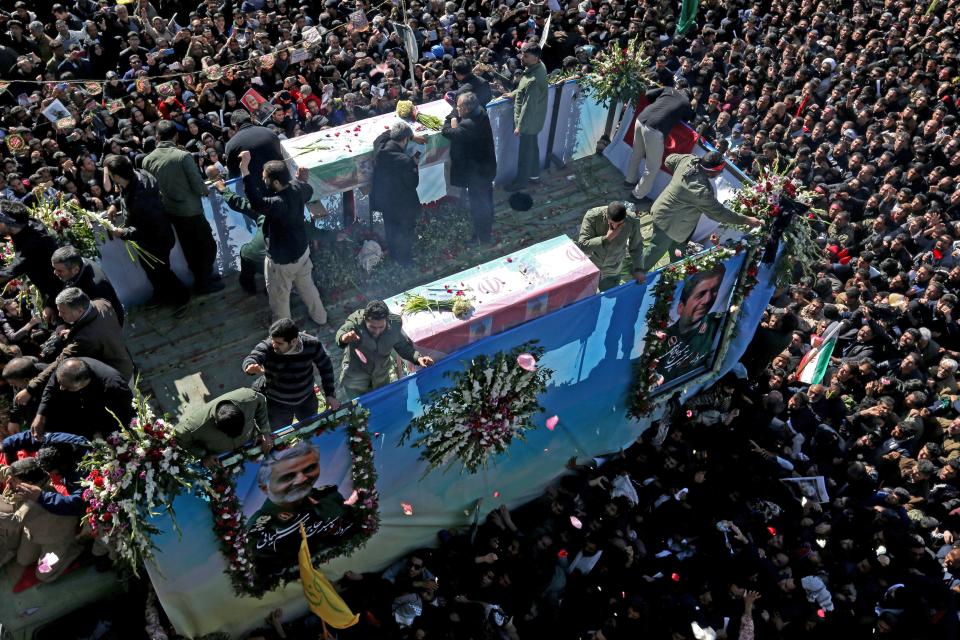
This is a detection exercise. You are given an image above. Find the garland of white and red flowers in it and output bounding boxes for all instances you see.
[399,342,553,475]
[206,403,379,598]
[80,389,211,576]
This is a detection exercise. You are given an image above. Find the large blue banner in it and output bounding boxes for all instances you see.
[146,250,777,637]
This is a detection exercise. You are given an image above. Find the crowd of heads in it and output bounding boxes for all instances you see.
[234,1,960,638]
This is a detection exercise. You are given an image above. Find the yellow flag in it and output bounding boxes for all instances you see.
[298,525,360,629]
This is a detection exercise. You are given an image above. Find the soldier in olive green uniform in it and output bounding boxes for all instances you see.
[642,152,761,271]
[577,201,645,291]
[175,387,271,464]
[212,178,266,294]
[335,300,434,400]
[246,442,355,583]
[657,265,728,385]
[505,42,548,192]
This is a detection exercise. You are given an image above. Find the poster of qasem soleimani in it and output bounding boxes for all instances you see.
[650,252,745,394]
[240,433,361,588]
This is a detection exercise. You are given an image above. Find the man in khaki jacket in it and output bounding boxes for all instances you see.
[642,152,761,270]
[504,42,548,192]
[335,300,434,399]
[142,120,222,294]
[175,388,272,466]
[577,202,645,291]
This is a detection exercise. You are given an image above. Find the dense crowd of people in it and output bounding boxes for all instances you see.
[0,0,959,637]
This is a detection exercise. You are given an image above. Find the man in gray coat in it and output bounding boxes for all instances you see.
[641,152,761,270]
[142,120,223,294]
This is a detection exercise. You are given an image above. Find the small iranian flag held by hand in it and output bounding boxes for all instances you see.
[796,321,840,385]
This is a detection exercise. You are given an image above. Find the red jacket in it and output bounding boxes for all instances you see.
[158,97,186,120]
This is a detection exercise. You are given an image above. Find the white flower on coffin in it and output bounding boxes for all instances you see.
[37,552,59,574]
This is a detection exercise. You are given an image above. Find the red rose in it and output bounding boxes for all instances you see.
[770,205,782,217]
[94,477,104,487]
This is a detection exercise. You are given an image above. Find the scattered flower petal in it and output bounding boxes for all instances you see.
[546,415,559,431]
[517,353,537,371]
[37,552,59,574]
[401,502,414,516]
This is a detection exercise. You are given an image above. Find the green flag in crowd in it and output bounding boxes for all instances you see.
[676,0,700,35]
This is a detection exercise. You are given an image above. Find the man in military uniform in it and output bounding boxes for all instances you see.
[642,151,762,270]
[246,441,356,583]
[576,201,645,291]
[175,387,272,466]
[335,299,434,400]
[209,168,266,295]
[657,264,728,385]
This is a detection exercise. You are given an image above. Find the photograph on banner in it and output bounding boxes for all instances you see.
[782,476,830,504]
[650,251,745,394]
[290,48,310,64]
[41,98,72,123]
[238,428,363,588]
[241,88,279,124]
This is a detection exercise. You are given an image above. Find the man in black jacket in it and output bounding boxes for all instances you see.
[222,110,286,294]
[239,150,327,326]
[0,198,63,315]
[625,87,694,202]
[50,245,125,326]
[103,154,190,312]
[371,123,421,267]
[452,57,492,107]
[32,357,134,441]
[442,92,497,244]
[223,109,286,181]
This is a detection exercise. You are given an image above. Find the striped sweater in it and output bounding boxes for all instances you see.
[242,333,336,405]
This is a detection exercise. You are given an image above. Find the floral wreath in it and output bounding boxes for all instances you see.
[399,342,553,475]
[727,167,824,286]
[81,390,211,576]
[206,403,379,598]
[580,37,652,108]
